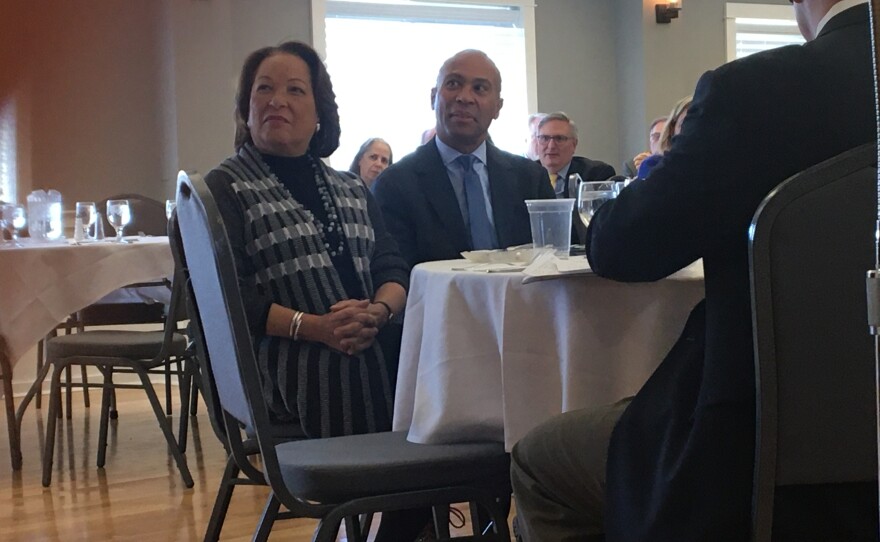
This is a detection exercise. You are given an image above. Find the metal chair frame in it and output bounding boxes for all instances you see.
[176,171,511,542]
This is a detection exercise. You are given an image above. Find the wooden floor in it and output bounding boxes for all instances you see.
[0,387,513,541]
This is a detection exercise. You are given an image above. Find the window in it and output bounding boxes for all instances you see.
[725,3,805,62]
[313,0,537,171]
[0,97,15,204]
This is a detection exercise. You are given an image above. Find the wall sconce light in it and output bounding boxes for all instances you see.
[656,0,681,24]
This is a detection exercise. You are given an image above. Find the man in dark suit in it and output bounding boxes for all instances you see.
[536,112,615,198]
[373,50,555,268]
[536,111,616,243]
[511,1,876,541]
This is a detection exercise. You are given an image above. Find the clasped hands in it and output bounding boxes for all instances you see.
[318,299,389,356]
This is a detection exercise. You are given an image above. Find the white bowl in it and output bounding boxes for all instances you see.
[461,246,539,265]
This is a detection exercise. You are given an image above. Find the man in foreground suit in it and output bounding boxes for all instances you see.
[536,112,615,198]
[511,1,877,540]
[373,50,554,268]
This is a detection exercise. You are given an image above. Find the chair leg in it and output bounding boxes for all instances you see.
[35,338,44,410]
[165,358,173,416]
[64,365,73,420]
[109,388,118,419]
[178,360,193,454]
[134,367,193,488]
[16,355,54,430]
[80,365,90,408]
[343,516,364,542]
[42,365,65,487]
[0,348,22,470]
[433,505,451,539]
[97,367,113,468]
[204,456,240,542]
[189,369,200,416]
[254,494,281,542]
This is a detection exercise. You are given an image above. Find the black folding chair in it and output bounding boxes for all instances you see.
[176,171,512,541]
[749,143,878,541]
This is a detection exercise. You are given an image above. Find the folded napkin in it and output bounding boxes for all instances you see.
[522,251,592,284]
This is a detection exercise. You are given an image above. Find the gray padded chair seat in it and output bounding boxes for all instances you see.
[276,431,509,502]
[47,330,187,360]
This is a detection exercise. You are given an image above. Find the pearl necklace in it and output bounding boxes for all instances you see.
[308,156,346,257]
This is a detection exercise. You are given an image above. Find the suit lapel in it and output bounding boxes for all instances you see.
[486,144,519,247]
[416,141,472,248]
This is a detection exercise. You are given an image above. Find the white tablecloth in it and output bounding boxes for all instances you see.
[0,237,173,366]
[392,259,706,451]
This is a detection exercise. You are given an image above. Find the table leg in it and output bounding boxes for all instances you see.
[0,336,22,470]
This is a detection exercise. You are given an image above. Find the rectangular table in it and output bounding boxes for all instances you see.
[392,259,705,451]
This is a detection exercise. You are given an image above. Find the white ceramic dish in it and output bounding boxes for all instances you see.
[461,245,539,265]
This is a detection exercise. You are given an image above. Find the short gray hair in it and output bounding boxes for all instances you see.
[538,111,578,139]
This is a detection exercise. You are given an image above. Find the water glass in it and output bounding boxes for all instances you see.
[1,204,25,245]
[165,199,176,220]
[106,199,132,242]
[577,181,617,229]
[75,201,97,241]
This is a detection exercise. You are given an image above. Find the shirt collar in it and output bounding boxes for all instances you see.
[816,0,866,36]
[435,137,488,167]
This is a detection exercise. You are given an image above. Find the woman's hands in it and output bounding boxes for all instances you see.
[267,281,405,356]
[301,299,390,356]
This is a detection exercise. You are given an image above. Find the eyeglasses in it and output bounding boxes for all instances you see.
[649,132,662,141]
[537,134,572,144]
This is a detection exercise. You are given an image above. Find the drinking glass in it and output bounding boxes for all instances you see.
[106,199,131,242]
[75,201,97,241]
[1,204,25,245]
[165,199,176,220]
[577,181,616,229]
[10,204,26,244]
[0,206,9,245]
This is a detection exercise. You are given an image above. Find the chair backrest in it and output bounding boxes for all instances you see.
[168,210,267,481]
[748,143,878,540]
[175,171,314,512]
[99,193,167,237]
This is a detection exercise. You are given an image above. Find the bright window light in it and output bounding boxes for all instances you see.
[322,0,531,171]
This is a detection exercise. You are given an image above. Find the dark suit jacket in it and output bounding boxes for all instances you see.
[373,139,555,267]
[558,155,616,198]
[587,6,875,540]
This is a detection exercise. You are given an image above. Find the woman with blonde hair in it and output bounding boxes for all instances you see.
[637,95,692,179]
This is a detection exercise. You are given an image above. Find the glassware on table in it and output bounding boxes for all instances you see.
[577,181,617,229]
[9,204,25,244]
[0,206,10,244]
[165,199,176,220]
[106,199,132,242]
[567,173,583,199]
[1,204,25,246]
[26,189,63,241]
[74,201,97,242]
[525,198,575,258]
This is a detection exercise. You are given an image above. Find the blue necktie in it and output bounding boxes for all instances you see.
[457,154,498,250]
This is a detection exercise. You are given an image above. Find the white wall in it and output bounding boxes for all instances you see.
[535,0,620,169]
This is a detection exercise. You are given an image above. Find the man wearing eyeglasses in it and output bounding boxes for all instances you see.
[536,112,615,199]
[536,112,615,244]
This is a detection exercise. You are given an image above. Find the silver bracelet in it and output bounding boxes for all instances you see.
[288,310,304,339]
[293,311,304,341]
